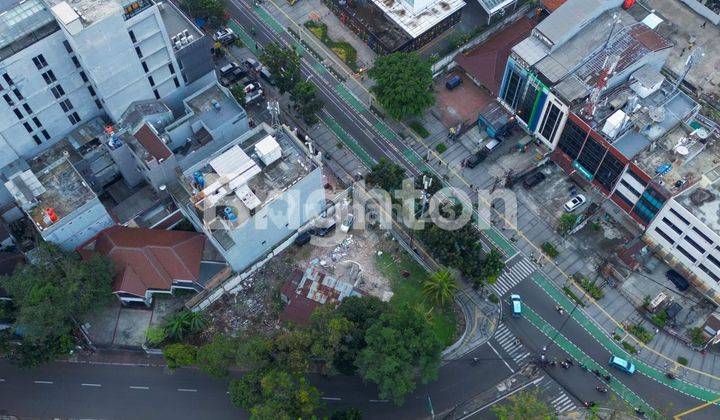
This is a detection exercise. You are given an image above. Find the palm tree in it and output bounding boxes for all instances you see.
[422,269,458,307]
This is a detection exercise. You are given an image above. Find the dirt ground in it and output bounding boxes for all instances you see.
[203,226,396,337]
[434,71,493,128]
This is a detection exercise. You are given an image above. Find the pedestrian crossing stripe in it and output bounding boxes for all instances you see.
[550,393,577,413]
[493,324,528,364]
[492,258,536,296]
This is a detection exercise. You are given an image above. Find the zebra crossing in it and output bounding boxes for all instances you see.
[549,391,577,414]
[492,323,532,366]
[492,257,536,296]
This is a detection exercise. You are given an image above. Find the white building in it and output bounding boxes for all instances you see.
[0,0,214,166]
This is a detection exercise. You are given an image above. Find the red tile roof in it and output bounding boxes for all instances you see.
[134,123,171,161]
[542,0,566,12]
[86,226,205,297]
[455,18,535,96]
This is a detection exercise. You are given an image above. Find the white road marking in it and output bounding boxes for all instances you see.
[369,399,389,403]
[81,383,102,387]
[487,341,514,373]
[321,397,342,401]
[177,388,197,392]
[0,379,5,382]
[34,380,53,384]
[457,376,544,420]
[130,386,149,390]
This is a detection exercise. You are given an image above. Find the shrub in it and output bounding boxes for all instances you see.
[622,341,638,354]
[409,121,430,138]
[628,324,653,344]
[541,242,559,259]
[612,333,622,341]
[562,286,585,308]
[163,343,197,369]
[435,143,447,154]
[688,327,706,347]
[578,276,604,300]
[557,214,579,236]
[146,326,167,346]
[650,310,668,328]
[488,293,499,304]
[677,356,688,366]
[304,21,359,71]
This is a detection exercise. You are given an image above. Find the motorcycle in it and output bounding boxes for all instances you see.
[471,357,479,365]
[555,305,565,315]
[596,386,608,393]
[583,401,596,408]
[560,361,570,369]
[565,358,574,366]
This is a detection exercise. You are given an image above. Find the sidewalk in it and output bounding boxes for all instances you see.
[442,287,501,361]
[66,348,166,367]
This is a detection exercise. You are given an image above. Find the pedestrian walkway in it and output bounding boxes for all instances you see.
[492,323,531,366]
[549,391,577,414]
[492,257,536,296]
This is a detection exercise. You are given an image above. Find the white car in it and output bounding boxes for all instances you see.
[563,194,587,212]
[213,28,236,45]
[340,214,354,233]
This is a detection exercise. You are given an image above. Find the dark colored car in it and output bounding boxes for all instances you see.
[523,172,546,189]
[294,231,311,246]
[466,150,488,169]
[445,75,462,90]
[666,269,689,291]
[310,223,336,237]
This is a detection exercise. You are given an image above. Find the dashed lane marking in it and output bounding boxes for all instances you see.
[81,383,102,387]
[177,388,198,392]
[130,386,149,390]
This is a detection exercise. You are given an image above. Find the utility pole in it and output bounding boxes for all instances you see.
[427,395,435,419]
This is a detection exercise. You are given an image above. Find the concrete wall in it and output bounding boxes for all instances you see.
[42,198,115,249]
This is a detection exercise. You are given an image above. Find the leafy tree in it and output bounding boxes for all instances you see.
[422,269,458,307]
[365,158,406,192]
[180,0,226,29]
[236,335,273,371]
[14,334,74,368]
[273,329,313,374]
[196,335,237,378]
[557,213,580,236]
[164,310,206,342]
[368,52,434,120]
[260,43,301,94]
[478,248,505,287]
[491,389,554,420]
[333,296,389,374]
[230,84,246,105]
[331,408,363,420]
[308,305,354,375]
[0,243,113,364]
[355,304,442,405]
[230,369,321,418]
[290,81,324,124]
[163,343,197,369]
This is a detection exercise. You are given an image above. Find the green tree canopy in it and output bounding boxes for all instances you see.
[180,0,226,29]
[290,81,324,124]
[479,248,505,287]
[196,335,237,378]
[163,343,197,370]
[229,369,321,419]
[331,408,363,420]
[236,334,274,371]
[164,310,206,342]
[368,52,434,120]
[0,243,114,365]
[422,269,458,307]
[491,389,554,420]
[557,213,580,236]
[355,304,442,405]
[230,84,246,105]
[365,158,406,192]
[260,43,301,94]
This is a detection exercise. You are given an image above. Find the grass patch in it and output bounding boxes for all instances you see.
[376,252,458,346]
[622,341,638,354]
[304,21,359,71]
[541,242,559,259]
[613,333,622,341]
[628,324,654,344]
[577,276,604,300]
[409,121,430,138]
[649,309,668,328]
[562,286,585,308]
[677,356,688,366]
[435,142,447,154]
[688,327,706,347]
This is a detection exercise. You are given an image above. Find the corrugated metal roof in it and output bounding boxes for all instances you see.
[535,0,623,47]
[512,36,549,66]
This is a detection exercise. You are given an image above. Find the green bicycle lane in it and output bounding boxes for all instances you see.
[531,272,720,404]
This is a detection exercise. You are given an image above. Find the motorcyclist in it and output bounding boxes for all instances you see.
[596,385,608,393]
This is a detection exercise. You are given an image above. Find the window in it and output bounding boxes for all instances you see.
[613,191,634,208]
[685,236,705,254]
[517,82,539,125]
[576,135,607,177]
[2,94,13,106]
[662,217,682,235]
[148,75,154,86]
[557,119,587,161]
[72,56,81,68]
[32,117,41,128]
[63,40,72,53]
[173,77,179,88]
[135,46,142,58]
[693,227,713,245]
[68,112,80,125]
[540,102,562,141]
[153,89,159,99]
[654,227,674,245]
[51,86,63,99]
[23,122,32,133]
[677,245,697,263]
[32,54,47,69]
[129,30,136,43]
[23,103,32,114]
[2,73,13,85]
[13,89,22,100]
[669,208,690,225]
[178,59,183,70]
[708,254,720,270]
[699,264,720,282]
[168,63,175,74]
[95,99,103,109]
[141,61,148,72]
[79,71,88,83]
[42,129,50,140]
[32,134,41,145]
[42,70,56,84]
[620,180,641,197]
[13,108,22,120]
[60,99,73,112]
[87,85,96,97]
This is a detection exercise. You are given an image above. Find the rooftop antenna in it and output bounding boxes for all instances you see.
[673,47,704,95]
[603,14,621,50]
[267,100,280,130]
[581,54,620,120]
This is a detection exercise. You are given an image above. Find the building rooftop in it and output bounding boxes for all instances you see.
[533,0,622,49]
[158,0,203,50]
[185,84,243,132]
[368,0,465,40]
[677,177,720,235]
[0,0,58,61]
[180,124,318,232]
[120,100,172,132]
[132,123,172,163]
[5,157,96,231]
[47,0,154,28]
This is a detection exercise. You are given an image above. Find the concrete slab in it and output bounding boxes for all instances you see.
[434,71,493,128]
[83,301,121,347]
[113,308,152,348]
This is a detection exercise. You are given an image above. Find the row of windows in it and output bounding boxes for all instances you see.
[557,119,587,161]
[32,54,48,70]
[539,101,562,142]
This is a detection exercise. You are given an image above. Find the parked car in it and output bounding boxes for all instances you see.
[484,138,503,153]
[466,151,487,169]
[213,28,237,45]
[609,355,636,374]
[310,223,336,237]
[445,75,462,90]
[340,214,354,233]
[219,62,240,77]
[523,172,546,189]
[219,67,247,87]
[666,269,690,291]
[511,294,522,318]
[294,231,311,246]
[244,57,262,72]
[259,67,274,84]
[563,194,587,212]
